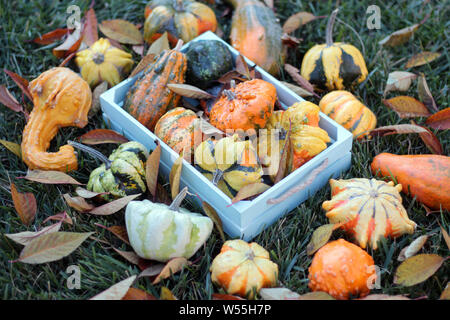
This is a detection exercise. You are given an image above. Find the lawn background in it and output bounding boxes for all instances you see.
[0,0,448,300]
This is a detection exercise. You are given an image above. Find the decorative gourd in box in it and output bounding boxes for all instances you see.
[308,239,376,300]
[144,0,217,45]
[210,239,278,299]
[301,9,368,90]
[322,178,416,249]
[21,67,92,172]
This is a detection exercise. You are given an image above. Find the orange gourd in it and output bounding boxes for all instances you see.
[210,239,278,299]
[371,153,450,210]
[308,239,376,300]
[209,79,276,132]
[21,67,92,172]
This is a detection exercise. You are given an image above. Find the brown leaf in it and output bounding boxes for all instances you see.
[382,96,431,118]
[440,224,450,251]
[96,224,130,245]
[405,51,441,68]
[138,264,165,278]
[160,287,177,300]
[370,124,429,136]
[273,123,292,184]
[42,211,73,225]
[147,32,170,56]
[22,170,83,185]
[440,282,450,300]
[52,28,82,58]
[231,183,271,204]
[283,12,321,34]
[79,129,128,145]
[281,33,302,47]
[212,293,245,300]
[379,23,420,47]
[63,194,95,213]
[398,235,428,261]
[3,69,32,101]
[394,254,447,286]
[10,183,37,226]
[129,53,156,78]
[112,247,140,265]
[88,194,141,216]
[412,122,443,155]
[156,183,172,205]
[152,257,190,284]
[146,143,161,199]
[235,54,252,80]
[417,73,439,113]
[426,108,450,130]
[169,154,183,200]
[5,221,62,246]
[218,70,247,84]
[259,287,301,300]
[0,85,23,113]
[122,288,156,300]
[31,28,69,45]
[13,231,93,264]
[306,224,335,256]
[284,64,317,97]
[90,275,137,300]
[0,139,22,159]
[82,8,98,46]
[90,81,108,117]
[99,19,143,45]
[167,84,215,100]
[384,71,417,96]
[75,187,109,199]
[202,201,225,242]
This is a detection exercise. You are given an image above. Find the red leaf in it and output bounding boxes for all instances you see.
[122,288,156,300]
[52,29,82,59]
[426,108,450,130]
[82,8,98,46]
[31,28,69,45]
[0,85,23,112]
[58,52,76,67]
[411,121,443,155]
[3,69,32,101]
[11,183,37,226]
[79,129,128,145]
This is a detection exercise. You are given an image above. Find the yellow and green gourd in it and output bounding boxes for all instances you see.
[125,188,213,262]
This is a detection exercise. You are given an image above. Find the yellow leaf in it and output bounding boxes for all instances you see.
[0,139,22,159]
[91,275,137,300]
[440,282,450,300]
[379,23,420,47]
[169,154,183,200]
[283,12,320,34]
[99,19,143,45]
[382,96,431,118]
[152,257,190,285]
[306,224,335,256]
[405,51,441,68]
[160,287,177,300]
[394,254,447,286]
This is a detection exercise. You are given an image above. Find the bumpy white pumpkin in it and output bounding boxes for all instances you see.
[125,199,213,262]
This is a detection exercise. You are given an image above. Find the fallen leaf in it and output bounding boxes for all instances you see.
[107,38,124,50]
[384,71,417,96]
[394,254,447,286]
[235,54,252,80]
[99,19,143,45]
[156,183,172,205]
[90,81,108,117]
[132,45,144,56]
[440,282,450,300]
[3,69,32,101]
[22,170,83,185]
[88,194,141,215]
[0,139,22,159]
[259,287,301,300]
[42,211,73,225]
[147,32,170,56]
[122,288,156,300]
[359,294,410,300]
[283,12,322,34]
[52,28,82,58]
[82,8,98,46]
[382,96,431,118]
[202,201,225,242]
[160,287,177,300]
[129,53,156,78]
[96,224,130,245]
[75,187,108,199]
[212,293,245,300]
[281,33,302,47]
[169,154,183,200]
[412,122,443,155]
[11,183,37,226]
[0,85,23,113]
[5,221,62,246]
[167,84,215,100]
[90,275,137,300]
[417,73,439,113]
[31,28,69,45]
[440,224,450,250]
[138,264,165,278]
[199,117,224,137]
[218,70,247,84]
[79,128,128,145]
[405,51,441,68]
[58,52,76,67]
[13,231,93,264]
[295,291,335,300]
[231,183,271,204]
[306,224,335,256]
[273,123,292,183]
[152,257,190,284]
[112,247,140,265]
[369,124,429,136]
[284,64,317,97]
[426,108,450,130]
[146,143,161,199]
[63,194,95,213]
[398,235,428,261]
[379,23,420,47]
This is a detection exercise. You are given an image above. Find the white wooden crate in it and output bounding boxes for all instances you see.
[100,31,353,241]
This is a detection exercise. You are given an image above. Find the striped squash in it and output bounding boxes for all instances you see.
[125,199,213,262]
[227,0,284,75]
[154,107,202,160]
[301,9,368,90]
[319,90,376,139]
[210,239,278,299]
[194,134,263,198]
[123,44,187,131]
[322,178,417,249]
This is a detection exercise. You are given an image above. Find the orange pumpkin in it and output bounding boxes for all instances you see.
[210,239,278,299]
[308,239,376,300]
[21,67,92,172]
[209,79,276,132]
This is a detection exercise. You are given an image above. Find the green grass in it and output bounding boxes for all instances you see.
[0,0,448,300]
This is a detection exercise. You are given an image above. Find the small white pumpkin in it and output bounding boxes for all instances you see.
[125,198,213,262]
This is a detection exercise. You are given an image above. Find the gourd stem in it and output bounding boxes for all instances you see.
[325,8,339,47]
[169,186,188,211]
[212,169,224,186]
[174,0,184,11]
[173,39,184,51]
[222,89,236,100]
[68,140,112,170]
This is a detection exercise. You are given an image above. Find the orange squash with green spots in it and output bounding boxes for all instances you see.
[371,153,450,210]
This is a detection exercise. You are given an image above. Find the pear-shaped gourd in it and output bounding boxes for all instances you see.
[125,188,213,262]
